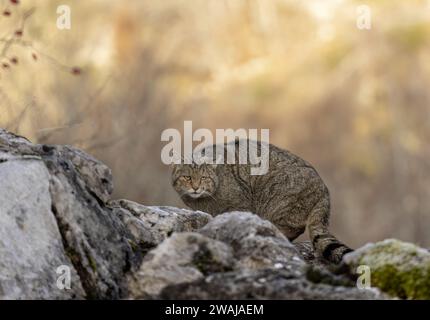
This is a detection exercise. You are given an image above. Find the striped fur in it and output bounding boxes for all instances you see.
[307,197,353,263]
[172,139,353,264]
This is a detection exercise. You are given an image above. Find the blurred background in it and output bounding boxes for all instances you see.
[1,0,429,248]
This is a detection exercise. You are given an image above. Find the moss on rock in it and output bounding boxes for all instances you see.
[344,239,430,299]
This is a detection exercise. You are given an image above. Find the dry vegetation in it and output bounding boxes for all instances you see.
[1,0,430,248]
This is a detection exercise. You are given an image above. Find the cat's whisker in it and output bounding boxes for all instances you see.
[203,191,221,204]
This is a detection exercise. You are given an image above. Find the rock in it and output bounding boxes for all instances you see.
[0,127,216,299]
[127,232,235,298]
[0,129,34,156]
[159,268,387,300]
[111,199,212,248]
[48,171,135,299]
[153,212,387,300]
[0,152,85,299]
[111,206,157,256]
[0,129,141,299]
[199,212,305,273]
[343,239,430,299]
[54,145,114,204]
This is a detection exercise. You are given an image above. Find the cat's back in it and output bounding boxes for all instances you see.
[197,139,316,173]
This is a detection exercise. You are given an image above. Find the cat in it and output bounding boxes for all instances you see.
[171,139,352,264]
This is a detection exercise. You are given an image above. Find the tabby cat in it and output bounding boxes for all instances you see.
[171,139,352,264]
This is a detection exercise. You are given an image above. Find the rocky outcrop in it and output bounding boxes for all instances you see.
[0,129,140,299]
[0,129,217,300]
[0,128,427,300]
[131,212,384,300]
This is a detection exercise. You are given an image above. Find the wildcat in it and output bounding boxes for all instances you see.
[171,139,352,264]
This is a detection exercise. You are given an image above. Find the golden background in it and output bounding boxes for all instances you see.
[1,0,429,248]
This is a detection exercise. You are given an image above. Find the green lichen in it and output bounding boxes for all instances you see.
[88,254,98,273]
[193,248,215,274]
[370,264,430,299]
[346,239,430,299]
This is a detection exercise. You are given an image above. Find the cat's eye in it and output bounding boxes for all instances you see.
[183,176,191,181]
[201,177,207,181]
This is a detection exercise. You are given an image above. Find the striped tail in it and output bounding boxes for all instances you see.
[308,197,353,264]
[311,233,353,264]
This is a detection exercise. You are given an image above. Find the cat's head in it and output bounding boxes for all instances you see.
[171,162,218,200]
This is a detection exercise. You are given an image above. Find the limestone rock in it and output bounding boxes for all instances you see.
[0,153,85,299]
[159,268,387,300]
[111,199,212,247]
[199,212,305,273]
[343,239,430,299]
[0,129,141,299]
[127,232,235,298]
